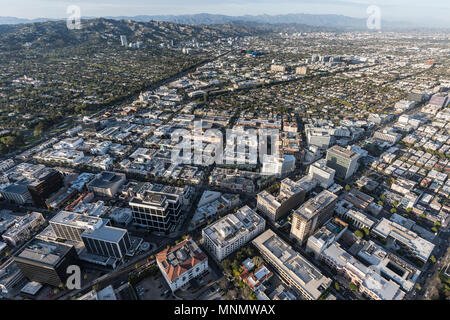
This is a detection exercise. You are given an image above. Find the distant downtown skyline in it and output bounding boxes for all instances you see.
[1,0,449,28]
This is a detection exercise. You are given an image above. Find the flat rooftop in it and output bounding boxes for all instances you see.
[203,205,264,248]
[294,190,337,221]
[15,239,73,266]
[82,225,128,243]
[253,229,331,300]
[50,210,105,230]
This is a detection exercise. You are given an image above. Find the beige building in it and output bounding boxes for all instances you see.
[290,190,338,244]
[253,229,332,300]
[257,178,306,221]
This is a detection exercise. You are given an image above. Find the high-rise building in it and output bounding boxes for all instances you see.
[308,158,336,188]
[296,66,309,75]
[129,183,189,232]
[50,211,132,259]
[13,239,78,287]
[257,178,305,221]
[290,190,338,244]
[325,145,359,180]
[120,35,128,47]
[27,168,63,208]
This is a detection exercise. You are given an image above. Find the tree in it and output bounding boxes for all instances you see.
[390,208,397,214]
[406,207,413,213]
[354,230,364,238]
[334,282,340,291]
[430,255,436,263]
[362,227,370,236]
[349,283,358,291]
[253,256,263,268]
[345,184,351,191]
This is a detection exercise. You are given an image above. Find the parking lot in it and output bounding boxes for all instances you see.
[134,273,175,300]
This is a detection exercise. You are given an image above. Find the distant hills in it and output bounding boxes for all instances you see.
[0,18,267,51]
[0,13,415,30]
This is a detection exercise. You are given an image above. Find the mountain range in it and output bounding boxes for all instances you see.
[0,13,415,30]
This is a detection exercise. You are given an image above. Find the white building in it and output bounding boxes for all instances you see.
[2,212,45,246]
[320,242,406,300]
[202,206,265,261]
[372,218,435,263]
[156,236,208,291]
[253,229,332,300]
[308,159,335,188]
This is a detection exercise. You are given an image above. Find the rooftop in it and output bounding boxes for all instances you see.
[203,206,264,248]
[253,229,331,300]
[15,239,74,266]
[294,190,337,221]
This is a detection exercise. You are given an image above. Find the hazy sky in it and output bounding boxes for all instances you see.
[1,0,448,27]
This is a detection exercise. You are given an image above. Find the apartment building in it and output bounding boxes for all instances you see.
[202,206,265,261]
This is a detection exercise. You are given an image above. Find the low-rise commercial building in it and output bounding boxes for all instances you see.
[156,236,208,292]
[253,229,332,300]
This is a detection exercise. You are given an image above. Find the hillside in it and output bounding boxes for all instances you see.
[0,18,265,51]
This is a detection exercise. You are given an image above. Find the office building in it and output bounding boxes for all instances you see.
[156,236,208,292]
[87,171,126,198]
[129,183,189,232]
[120,35,128,47]
[27,168,63,208]
[306,217,348,258]
[50,210,131,259]
[357,241,421,292]
[14,239,78,287]
[0,183,31,205]
[253,229,332,300]
[202,206,265,261]
[82,225,132,260]
[50,210,106,242]
[2,212,45,246]
[290,190,338,244]
[0,259,24,295]
[326,145,359,180]
[336,208,377,230]
[296,66,309,75]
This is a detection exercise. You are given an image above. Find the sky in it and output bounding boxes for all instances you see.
[0,0,448,27]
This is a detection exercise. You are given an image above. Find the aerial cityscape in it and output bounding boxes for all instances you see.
[0,0,449,309]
